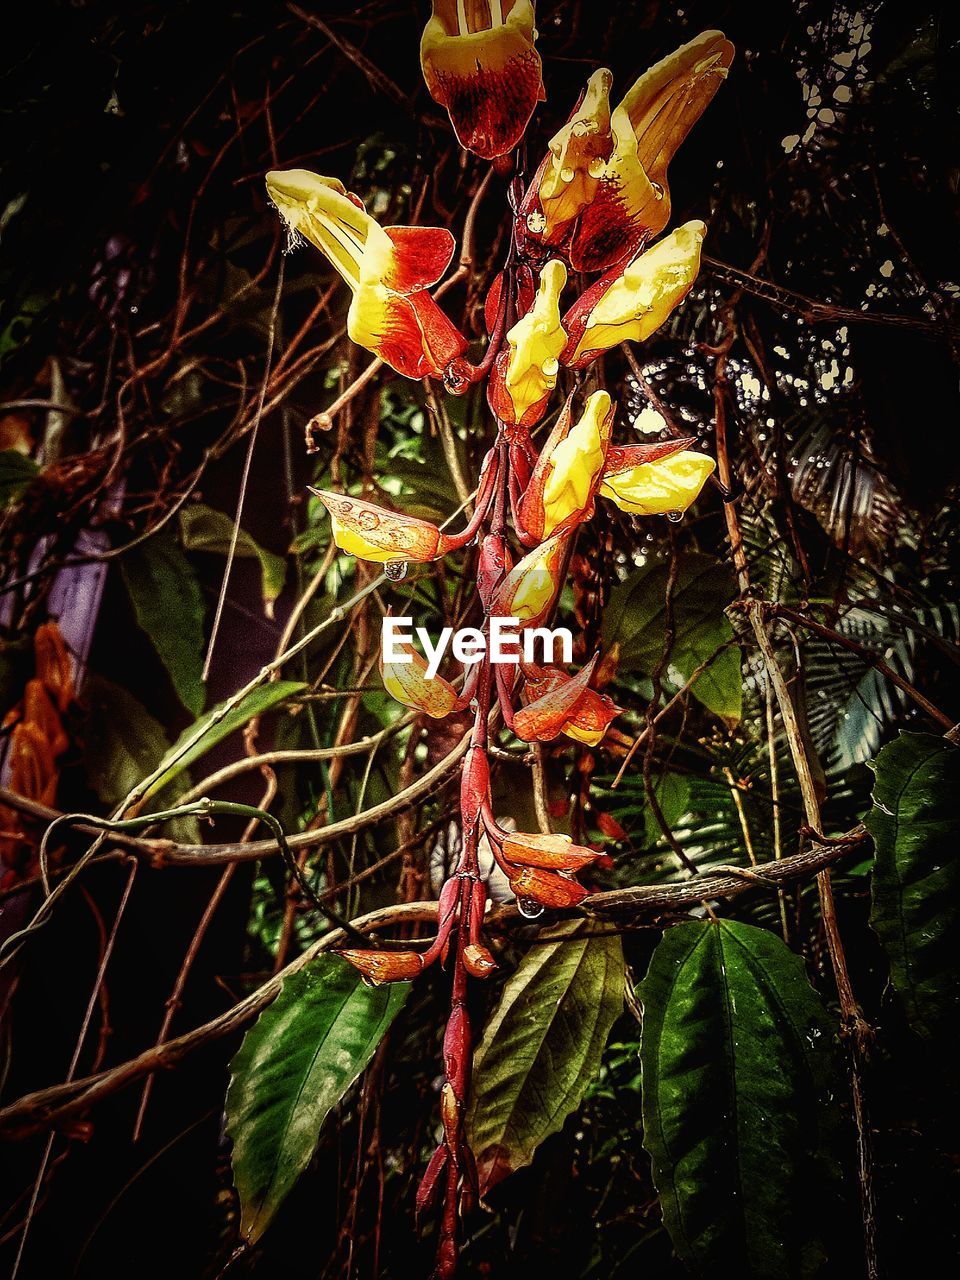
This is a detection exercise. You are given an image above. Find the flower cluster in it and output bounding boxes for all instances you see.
[268,15,732,1277]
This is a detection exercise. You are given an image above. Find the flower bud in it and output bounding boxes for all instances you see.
[338,949,424,985]
[381,640,458,718]
[311,489,447,564]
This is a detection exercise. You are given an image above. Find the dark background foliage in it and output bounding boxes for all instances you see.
[1,1,958,1277]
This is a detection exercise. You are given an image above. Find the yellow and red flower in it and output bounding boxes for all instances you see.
[488,259,568,427]
[517,390,614,540]
[522,31,733,272]
[266,169,466,379]
[599,441,715,517]
[310,489,450,565]
[381,639,460,719]
[562,221,706,368]
[489,532,569,630]
[420,1,544,160]
[515,656,620,745]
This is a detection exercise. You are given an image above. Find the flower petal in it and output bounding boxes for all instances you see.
[489,532,569,629]
[381,640,459,718]
[599,449,716,516]
[338,949,424,985]
[312,489,443,563]
[563,221,705,368]
[513,654,599,742]
[501,830,600,871]
[420,0,544,159]
[499,259,568,425]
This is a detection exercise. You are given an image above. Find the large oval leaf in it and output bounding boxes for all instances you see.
[466,923,624,1195]
[866,731,960,1039]
[639,920,841,1278]
[226,955,408,1244]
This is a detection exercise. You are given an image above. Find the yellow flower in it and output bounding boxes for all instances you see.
[490,533,568,628]
[536,68,613,234]
[381,641,459,719]
[563,221,705,368]
[498,259,567,424]
[569,31,734,271]
[310,489,447,565]
[420,0,544,159]
[599,449,715,516]
[265,169,466,378]
[518,391,614,540]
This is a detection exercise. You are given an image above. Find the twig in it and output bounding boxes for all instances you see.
[0,833,867,1142]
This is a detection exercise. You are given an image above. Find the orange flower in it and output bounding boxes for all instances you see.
[507,865,589,909]
[420,1,544,159]
[501,830,600,872]
[519,660,621,746]
[338,949,424,985]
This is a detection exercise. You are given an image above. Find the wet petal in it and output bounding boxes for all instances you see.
[599,449,715,516]
[312,489,444,563]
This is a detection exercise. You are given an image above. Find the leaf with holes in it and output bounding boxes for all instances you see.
[226,955,408,1245]
[866,731,960,1040]
[639,919,842,1277]
[466,922,623,1195]
[603,552,741,723]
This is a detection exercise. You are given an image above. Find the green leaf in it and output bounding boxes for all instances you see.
[603,552,742,723]
[865,731,960,1039]
[120,528,206,715]
[143,680,306,800]
[81,675,200,842]
[466,923,624,1195]
[639,920,842,1278]
[226,955,407,1244]
[0,449,38,506]
[180,503,286,613]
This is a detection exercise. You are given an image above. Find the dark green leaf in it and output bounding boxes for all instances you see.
[603,553,742,723]
[143,680,306,800]
[180,503,286,612]
[226,955,408,1244]
[120,528,206,715]
[466,923,623,1195]
[866,731,960,1039]
[639,920,842,1278]
[81,675,200,842]
[0,449,38,506]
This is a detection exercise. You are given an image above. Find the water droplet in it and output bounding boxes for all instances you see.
[359,511,380,530]
[526,210,547,236]
[651,181,665,201]
[588,156,606,179]
[384,561,408,581]
[665,510,684,523]
[542,357,559,379]
[560,166,575,183]
[517,897,545,920]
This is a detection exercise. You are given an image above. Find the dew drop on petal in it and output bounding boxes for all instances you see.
[560,166,575,183]
[359,511,380,530]
[385,561,408,581]
[526,210,547,235]
[588,157,606,179]
[652,182,665,201]
[665,510,684,523]
[542,357,559,378]
[517,897,545,920]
